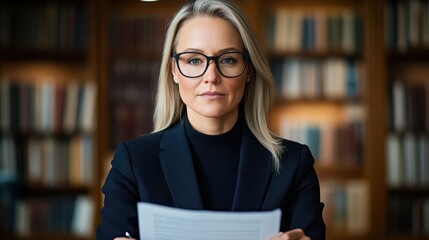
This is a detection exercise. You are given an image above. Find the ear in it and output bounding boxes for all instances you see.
[246,65,254,82]
[171,59,179,83]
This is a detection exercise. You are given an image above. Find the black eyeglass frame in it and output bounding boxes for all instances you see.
[171,51,250,78]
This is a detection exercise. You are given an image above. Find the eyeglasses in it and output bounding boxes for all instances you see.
[172,51,249,78]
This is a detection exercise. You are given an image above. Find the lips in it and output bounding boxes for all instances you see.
[199,91,225,99]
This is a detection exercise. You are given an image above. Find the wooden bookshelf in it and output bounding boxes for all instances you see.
[0,0,99,239]
[384,0,429,238]
[262,0,369,238]
[1,0,428,239]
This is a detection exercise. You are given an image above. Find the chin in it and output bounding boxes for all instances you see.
[199,109,235,120]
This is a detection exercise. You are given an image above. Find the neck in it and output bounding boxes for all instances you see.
[186,109,238,135]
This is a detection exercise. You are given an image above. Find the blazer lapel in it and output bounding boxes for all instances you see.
[232,125,273,211]
[159,121,204,210]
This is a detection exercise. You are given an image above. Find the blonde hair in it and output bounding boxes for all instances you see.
[153,0,283,172]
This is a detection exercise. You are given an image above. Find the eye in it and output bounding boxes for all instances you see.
[219,56,237,65]
[222,58,236,65]
[186,55,204,65]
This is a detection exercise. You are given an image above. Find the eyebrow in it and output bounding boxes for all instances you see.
[179,47,243,54]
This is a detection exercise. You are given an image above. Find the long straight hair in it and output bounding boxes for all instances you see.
[153,0,284,172]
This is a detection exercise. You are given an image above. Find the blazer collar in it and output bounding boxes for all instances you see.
[159,119,273,211]
[232,124,273,211]
[159,119,204,210]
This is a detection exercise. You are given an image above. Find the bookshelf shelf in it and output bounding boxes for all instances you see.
[265,0,363,9]
[109,52,162,60]
[388,187,429,195]
[386,51,429,63]
[0,49,87,62]
[0,130,93,137]
[24,186,92,196]
[388,235,429,240]
[1,0,87,3]
[275,96,363,104]
[268,51,362,59]
[316,165,364,179]
[326,234,369,240]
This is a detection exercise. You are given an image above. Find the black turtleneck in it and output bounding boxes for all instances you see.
[184,116,243,211]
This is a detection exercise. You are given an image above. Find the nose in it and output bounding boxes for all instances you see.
[203,60,220,84]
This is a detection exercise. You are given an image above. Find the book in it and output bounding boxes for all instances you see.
[39,80,55,132]
[418,135,429,186]
[342,10,355,53]
[78,81,97,133]
[0,78,10,132]
[9,81,20,132]
[0,2,10,47]
[346,180,368,234]
[385,1,397,50]
[71,196,94,236]
[26,138,43,185]
[423,2,429,47]
[396,1,408,52]
[392,80,406,132]
[386,133,403,187]
[0,135,16,183]
[63,81,80,133]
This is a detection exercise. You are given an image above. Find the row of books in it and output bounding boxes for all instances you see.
[320,179,368,235]
[0,78,97,134]
[0,134,94,187]
[266,10,363,53]
[109,59,158,148]
[279,114,364,167]
[386,133,429,188]
[385,0,429,52]
[110,14,169,54]
[0,2,88,51]
[271,58,364,99]
[388,80,429,132]
[388,194,429,235]
[11,195,94,237]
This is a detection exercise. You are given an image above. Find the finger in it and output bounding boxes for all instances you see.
[268,232,285,240]
[283,228,306,240]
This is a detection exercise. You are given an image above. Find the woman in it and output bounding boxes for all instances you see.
[97,0,325,239]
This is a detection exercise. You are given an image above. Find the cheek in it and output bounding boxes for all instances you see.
[177,78,198,101]
[230,81,246,100]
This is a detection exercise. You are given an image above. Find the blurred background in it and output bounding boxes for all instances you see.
[0,0,428,239]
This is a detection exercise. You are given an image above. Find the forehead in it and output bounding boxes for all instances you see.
[175,16,244,52]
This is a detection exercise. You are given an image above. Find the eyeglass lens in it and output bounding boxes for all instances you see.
[175,52,247,78]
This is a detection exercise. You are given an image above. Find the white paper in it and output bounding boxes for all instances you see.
[137,202,282,240]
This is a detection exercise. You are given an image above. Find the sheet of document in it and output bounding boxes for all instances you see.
[137,202,281,240]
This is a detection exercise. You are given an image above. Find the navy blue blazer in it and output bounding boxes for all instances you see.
[96,120,326,240]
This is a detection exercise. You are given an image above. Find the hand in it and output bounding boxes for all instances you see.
[269,228,310,240]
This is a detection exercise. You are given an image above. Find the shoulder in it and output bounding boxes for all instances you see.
[280,138,312,156]
[112,126,173,163]
[278,138,315,172]
[123,130,165,151]
[113,120,185,159]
